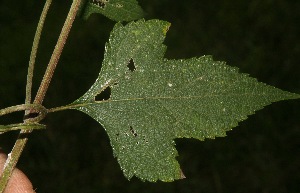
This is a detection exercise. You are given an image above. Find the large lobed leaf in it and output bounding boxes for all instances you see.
[78,0,144,21]
[72,20,299,181]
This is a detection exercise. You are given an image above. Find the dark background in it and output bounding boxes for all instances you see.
[1,0,300,192]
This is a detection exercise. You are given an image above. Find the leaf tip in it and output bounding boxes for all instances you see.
[162,22,171,36]
[180,169,186,179]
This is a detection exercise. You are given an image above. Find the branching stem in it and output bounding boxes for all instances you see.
[0,104,47,122]
[0,0,82,192]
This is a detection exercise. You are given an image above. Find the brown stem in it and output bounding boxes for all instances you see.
[34,0,82,105]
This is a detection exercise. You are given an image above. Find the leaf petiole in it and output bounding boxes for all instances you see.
[0,104,47,122]
[0,123,46,134]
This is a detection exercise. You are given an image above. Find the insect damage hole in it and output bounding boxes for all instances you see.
[116,3,123,8]
[127,59,136,72]
[129,126,137,137]
[115,132,120,141]
[91,0,108,8]
[95,86,111,101]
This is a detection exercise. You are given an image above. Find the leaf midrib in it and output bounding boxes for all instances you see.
[64,92,272,110]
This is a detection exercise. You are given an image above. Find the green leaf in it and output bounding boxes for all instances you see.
[78,0,144,21]
[71,19,300,181]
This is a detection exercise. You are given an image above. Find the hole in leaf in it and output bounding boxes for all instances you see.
[127,59,136,72]
[115,132,120,141]
[130,126,137,137]
[142,135,149,143]
[90,0,108,8]
[116,3,123,8]
[143,139,149,143]
[95,86,111,101]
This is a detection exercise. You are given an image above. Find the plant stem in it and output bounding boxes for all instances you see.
[0,104,47,122]
[0,0,82,192]
[48,104,76,113]
[25,0,52,105]
[0,123,46,133]
[0,0,52,188]
[0,133,29,193]
[34,0,82,105]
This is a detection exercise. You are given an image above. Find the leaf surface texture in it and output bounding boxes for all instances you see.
[72,20,300,181]
[79,0,144,21]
